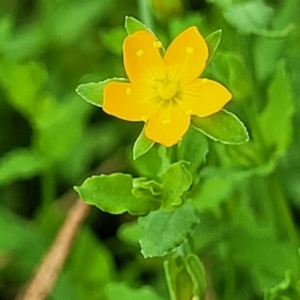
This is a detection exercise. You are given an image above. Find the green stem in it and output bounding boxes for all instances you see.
[137,0,153,28]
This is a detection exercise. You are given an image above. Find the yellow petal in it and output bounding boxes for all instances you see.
[145,102,190,147]
[164,26,209,85]
[124,31,166,85]
[103,81,159,121]
[178,78,232,117]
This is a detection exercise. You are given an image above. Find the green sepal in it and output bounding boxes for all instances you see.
[160,161,193,209]
[191,109,249,145]
[164,255,195,300]
[205,29,222,64]
[133,127,155,160]
[138,201,199,257]
[186,254,207,299]
[76,78,127,107]
[74,173,159,215]
[125,16,149,35]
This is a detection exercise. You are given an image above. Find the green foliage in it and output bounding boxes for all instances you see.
[1,1,300,299]
[139,201,199,257]
[192,109,249,145]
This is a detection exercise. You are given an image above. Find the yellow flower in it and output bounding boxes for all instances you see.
[103,26,232,147]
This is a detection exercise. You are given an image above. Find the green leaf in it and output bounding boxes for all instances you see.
[133,128,155,160]
[132,177,163,200]
[76,78,127,107]
[258,61,294,158]
[125,16,148,35]
[164,255,194,300]
[223,2,273,35]
[192,109,249,145]
[139,201,199,257]
[160,161,193,208]
[205,29,222,63]
[105,282,163,300]
[75,173,159,215]
[0,148,45,185]
[178,126,208,175]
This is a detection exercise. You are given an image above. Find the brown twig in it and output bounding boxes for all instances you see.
[15,151,126,300]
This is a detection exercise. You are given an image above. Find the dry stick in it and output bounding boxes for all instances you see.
[16,152,126,300]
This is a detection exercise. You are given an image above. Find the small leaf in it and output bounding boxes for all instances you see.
[133,128,155,160]
[76,78,127,107]
[125,16,148,35]
[192,109,249,145]
[75,173,158,215]
[139,201,199,257]
[205,29,222,63]
[160,161,193,208]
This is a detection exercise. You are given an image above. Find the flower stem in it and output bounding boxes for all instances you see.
[137,0,153,28]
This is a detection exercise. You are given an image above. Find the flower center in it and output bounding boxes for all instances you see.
[156,80,178,100]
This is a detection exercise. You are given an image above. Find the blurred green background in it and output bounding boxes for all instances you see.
[1,0,300,299]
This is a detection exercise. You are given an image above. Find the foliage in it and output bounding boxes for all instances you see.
[1,0,300,299]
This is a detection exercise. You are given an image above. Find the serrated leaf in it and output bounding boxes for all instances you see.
[192,109,249,145]
[125,16,148,35]
[205,29,222,63]
[75,173,158,215]
[139,201,199,257]
[76,78,127,107]
[133,128,155,160]
[160,161,193,208]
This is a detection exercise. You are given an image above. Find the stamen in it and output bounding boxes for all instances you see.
[186,46,194,55]
[136,49,144,57]
[153,41,162,48]
[126,88,131,95]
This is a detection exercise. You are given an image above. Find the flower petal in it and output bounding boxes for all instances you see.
[164,26,209,85]
[178,78,232,117]
[124,30,166,85]
[145,102,190,147]
[103,81,159,121]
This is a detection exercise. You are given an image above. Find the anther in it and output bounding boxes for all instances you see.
[126,88,131,95]
[153,41,162,48]
[136,49,144,57]
[186,46,194,55]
